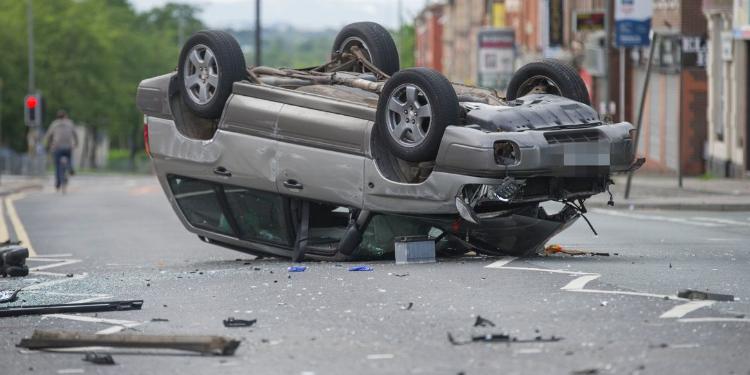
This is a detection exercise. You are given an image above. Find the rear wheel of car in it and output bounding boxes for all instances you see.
[376,68,459,163]
[332,22,400,76]
[506,59,590,105]
[178,30,246,119]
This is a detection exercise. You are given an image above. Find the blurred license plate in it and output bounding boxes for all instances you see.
[563,142,610,166]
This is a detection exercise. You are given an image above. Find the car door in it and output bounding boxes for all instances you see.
[275,103,369,208]
[167,175,296,258]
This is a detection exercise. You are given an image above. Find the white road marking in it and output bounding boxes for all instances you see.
[692,217,750,227]
[660,301,716,319]
[493,266,594,276]
[43,314,140,327]
[366,354,395,360]
[5,193,36,256]
[23,273,87,290]
[568,288,674,299]
[29,258,82,271]
[678,317,750,323]
[560,274,601,290]
[485,257,517,269]
[57,369,84,374]
[590,209,722,227]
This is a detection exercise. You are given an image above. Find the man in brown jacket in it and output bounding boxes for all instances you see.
[43,110,78,191]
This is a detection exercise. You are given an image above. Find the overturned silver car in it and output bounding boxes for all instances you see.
[136,22,642,261]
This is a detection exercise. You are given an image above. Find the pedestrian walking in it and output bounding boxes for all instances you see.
[43,110,78,192]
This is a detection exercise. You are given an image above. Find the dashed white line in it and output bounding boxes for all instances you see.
[591,209,722,227]
[692,217,750,227]
[560,274,601,290]
[678,317,750,324]
[660,301,716,319]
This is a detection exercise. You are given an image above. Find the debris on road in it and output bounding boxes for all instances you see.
[677,289,734,302]
[0,245,30,277]
[287,266,307,272]
[82,352,115,365]
[348,266,373,272]
[473,315,496,327]
[223,317,257,328]
[395,236,436,264]
[0,300,143,318]
[544,244,610,257]
[390,272,409,277]
[401,302,414,311]
[0,289,21,303]
[448,332,562,345]
[17,330,241,356]
[151,318,169,322]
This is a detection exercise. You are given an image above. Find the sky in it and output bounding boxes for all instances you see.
[130,0,428,30]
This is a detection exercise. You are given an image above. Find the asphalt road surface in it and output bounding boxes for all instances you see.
[1,175,749,375]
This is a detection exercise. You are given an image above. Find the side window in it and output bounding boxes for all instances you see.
[224,187,292,246]
[307,203,351,245]
[168,176,234,235]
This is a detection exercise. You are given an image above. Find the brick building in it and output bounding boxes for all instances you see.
[703,0,750,177]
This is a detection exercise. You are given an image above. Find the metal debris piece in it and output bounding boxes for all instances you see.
[151,318,169,322]
[287,266,307,272]
[82,352,115,365]
[348,266,373,272]
[401,302,414,311]
[18,330,241,356]
[677,289,734,302]
[223,317,257,328]
[474,315,496,327]
[0,289,21,303]
[0,300,143,318]
[544,244,609,257]
[448,332,562,346]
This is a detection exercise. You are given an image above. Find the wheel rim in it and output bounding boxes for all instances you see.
[183,44,220,105]
[339,36,373,73]
[516,75,562,97]
[385,83,432,148]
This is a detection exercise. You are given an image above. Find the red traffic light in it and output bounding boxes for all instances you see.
[25,95,38,110]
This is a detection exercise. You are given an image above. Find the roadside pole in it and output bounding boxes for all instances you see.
[619,47,625,122]
[255,0,261,67]
[624,33,659,199]
[604,0,612,118]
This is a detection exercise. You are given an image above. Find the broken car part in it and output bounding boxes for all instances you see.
[448,332,562,346]
[473,315,496,327]
[0,300,143,318]
[287,266,307,272]
[18,330,241,356]
[83,352,116,365]
[0,289,21,303]
[394,236,436,265]
[0,245,29,277]
[677,289,735,302]
[223,317,257,328]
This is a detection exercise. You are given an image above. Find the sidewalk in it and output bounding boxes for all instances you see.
[588,174,750,211]
[0,175,46,196]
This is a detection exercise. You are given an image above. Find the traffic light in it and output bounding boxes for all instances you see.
[24,94,42,127]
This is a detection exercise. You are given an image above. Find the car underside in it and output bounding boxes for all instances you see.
[136,22,643,260]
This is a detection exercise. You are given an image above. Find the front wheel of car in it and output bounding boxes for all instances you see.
[376,68,459,163]
[505,59,590,105]
[178,30,246,119]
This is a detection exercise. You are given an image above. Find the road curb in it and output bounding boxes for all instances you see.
[0,182,45,197]
[588,201,750,212]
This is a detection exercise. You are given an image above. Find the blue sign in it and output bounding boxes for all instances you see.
[615,0,652,47]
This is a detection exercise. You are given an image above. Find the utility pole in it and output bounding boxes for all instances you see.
[27,0,35,93]
[255,0,261,67]
[603,0,612,118]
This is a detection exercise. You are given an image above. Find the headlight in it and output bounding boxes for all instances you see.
[494,141,520,166]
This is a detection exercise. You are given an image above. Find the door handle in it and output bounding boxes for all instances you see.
[213,166,232,177]
[283,179,303,190]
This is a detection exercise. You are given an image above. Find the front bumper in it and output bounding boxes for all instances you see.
[435,122,636,178]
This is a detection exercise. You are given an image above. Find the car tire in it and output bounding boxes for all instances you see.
[178,30,246,119]
[506,59,590,105]
[332,22,400,76]
[376,67,459,162]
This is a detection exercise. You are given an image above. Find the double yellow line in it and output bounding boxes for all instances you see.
[0,193,36,257]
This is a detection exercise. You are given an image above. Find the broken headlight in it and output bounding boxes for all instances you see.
[494,141,520,166]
